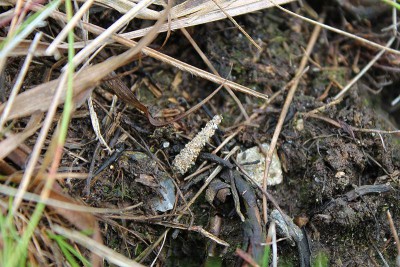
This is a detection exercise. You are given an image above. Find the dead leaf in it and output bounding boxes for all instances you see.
[49,183,103,267]
[0,112,43,161]
[135,174,159,188]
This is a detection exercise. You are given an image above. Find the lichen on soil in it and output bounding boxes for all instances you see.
[59,3,400,267]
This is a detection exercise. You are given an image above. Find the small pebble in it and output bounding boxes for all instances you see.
[236,143,283,186]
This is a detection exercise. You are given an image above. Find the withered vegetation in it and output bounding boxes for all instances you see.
[0,0,400,266]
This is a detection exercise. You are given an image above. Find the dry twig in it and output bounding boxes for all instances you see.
[261,16,323,223]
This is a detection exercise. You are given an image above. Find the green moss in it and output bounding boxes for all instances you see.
[312,251,329,267]
[204,256,222,267]
[279,257,295,267]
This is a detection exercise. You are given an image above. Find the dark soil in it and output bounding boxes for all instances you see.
[59,2,400,266]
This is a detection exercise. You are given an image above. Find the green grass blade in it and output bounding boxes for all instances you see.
[48,232,91,267]
[262,244,270,267]
[59,0,75,144]
[0,198,26,266]
[54,236,81,267]
[381,0,400,10]
[3,0,75,264]
[0,0,62,58]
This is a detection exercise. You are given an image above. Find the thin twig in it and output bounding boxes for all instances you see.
[45,0,95,56]
[70,0,156,67]
[181,146,239,214]
[302,98,342,116]
[211,0,261,50]
[334,37,395,100]
[235,248,260,267]
[52,225,145,267]
[305,113,400,135]
[0,184,143,213]
[136,146,239,262]
[386,210,400,257]
[269,0,400,55]
[261,16,323,223]
[0,32,42,132]
[12,1,171,212]
[180,28,250,120]
[150,230,167,267]
[87,95,112,153]
[12,72,68,213]
[29,3,269,100]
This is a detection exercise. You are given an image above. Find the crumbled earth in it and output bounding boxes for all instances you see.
[61,2,400,266]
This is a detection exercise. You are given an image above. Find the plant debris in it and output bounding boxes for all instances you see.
[1,0,400,266]
[172,114,222,174]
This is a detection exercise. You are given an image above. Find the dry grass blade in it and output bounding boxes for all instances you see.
[57,0,295,47]
[0,32,42,131]
[386,210,400,265]
[0,183,142,213]
[0,37,64,57]
[0,172,89,182]
[87,95,111,152]
[55,0,292,23]
[150,232,167,267]
[45,0,96,56]
[0,0,61,62]
[10,1,170,215]
[93,0,161,19]
[52,225,146,267]
[334,36,396,100]
[180,28,250,120]
[261,16,322,222]
[28,3,268,100]
[210,0,261,50]
[48,185,102,239]
[0,52,266,121]
[0,6,170,121]
[70,0,156,67]
[0,1,270,122]
[0,112,42,160]
[269,0,400,55]
[3,0,397,265]
[269,221,277,267]
[118,0,296,39]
